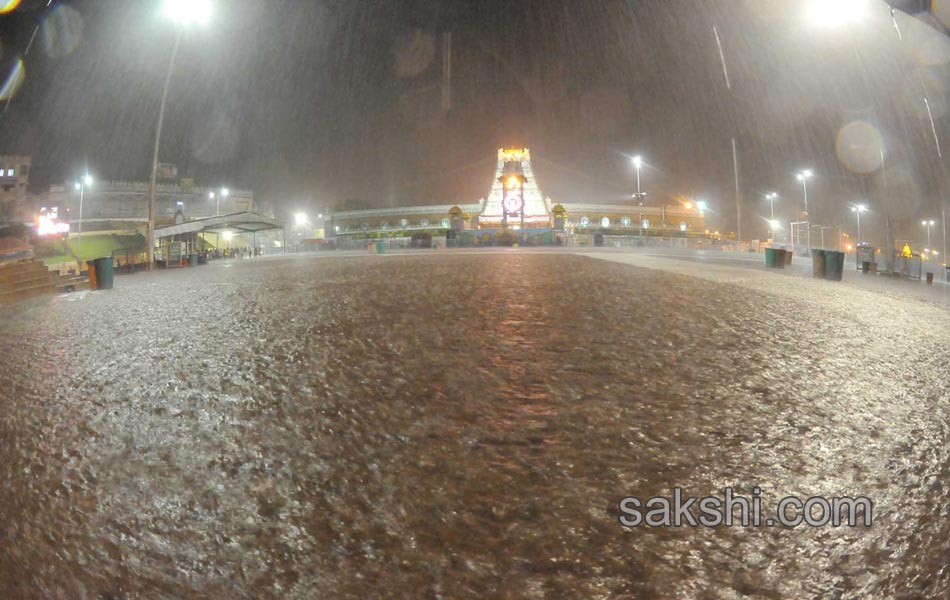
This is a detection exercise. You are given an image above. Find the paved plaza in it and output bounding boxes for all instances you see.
[2,251,949,597]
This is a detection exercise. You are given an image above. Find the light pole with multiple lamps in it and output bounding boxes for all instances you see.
[73,174,93,265]
[146,0,212,270]
[208,187,229,216]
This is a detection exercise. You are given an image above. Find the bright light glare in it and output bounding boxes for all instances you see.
[505,176,520,188]
[221,187,229,197]
[806,0,868,29]
[852,204,868,213]
[797,169,814,181]
[0,1,22,16]
[294,212,309,227]
[74,182,81,190]
[163,0,212,25]
[696,200,708,212]
[768,219,783,230]
[208,192,215,199]
[632,155,643,169]
[222,231,233,241]
[82,174,93,186]
[37,213,70,236]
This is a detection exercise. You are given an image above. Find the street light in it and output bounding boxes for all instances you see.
[805,0,869,29]
[146,0,212,270]
[765,192,778,220]
[632,155,644,237]
[73,175,93,265]
[209,187,228,216]
[695,200,708,213]
[851,203,868,244]
[294,212,309,227]
[795,169,813,217]
[765,192,779,239]
[922,219,936,248]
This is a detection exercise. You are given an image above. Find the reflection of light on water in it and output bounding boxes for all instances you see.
[0,58,25,101]
[0,0,22,15]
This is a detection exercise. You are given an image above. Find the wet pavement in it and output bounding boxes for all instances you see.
[2,252,950,598]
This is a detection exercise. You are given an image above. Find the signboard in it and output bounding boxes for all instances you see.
[157,163,178,181]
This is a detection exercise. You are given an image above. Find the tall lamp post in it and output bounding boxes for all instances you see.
[146,0,212,270]
[851,204,868,244]
[796,169,813,217]
[765,192,778,239]
[208,186,229,216]
[73,174,93,266]
[922,219,935,248]
[795,169,813,252]
[633,155,644,237]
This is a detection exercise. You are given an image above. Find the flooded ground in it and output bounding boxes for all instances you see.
[2,252,950,598]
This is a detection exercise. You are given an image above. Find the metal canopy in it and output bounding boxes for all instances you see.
[154,211,284,239]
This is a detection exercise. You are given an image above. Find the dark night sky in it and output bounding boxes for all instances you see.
[2,0,950,239]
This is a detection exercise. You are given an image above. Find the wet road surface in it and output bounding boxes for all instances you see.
[2,252,950,598]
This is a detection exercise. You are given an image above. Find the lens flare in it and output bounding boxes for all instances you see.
[41,4,85,59]
[835,121,885,174]
[0,0,22,15]
[0,58,25,101]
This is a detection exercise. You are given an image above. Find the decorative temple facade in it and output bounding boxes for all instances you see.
[329,148,708,242]
[479,148,553,227]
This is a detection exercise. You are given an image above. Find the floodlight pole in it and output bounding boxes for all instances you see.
[146,27,183,271]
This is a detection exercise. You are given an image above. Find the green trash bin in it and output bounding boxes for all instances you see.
[375,241,386,255]
[765,247,785,269]
[823,250,845,282]
[812,250,826,278]
[92,257,114,290]
[189,253,199,267]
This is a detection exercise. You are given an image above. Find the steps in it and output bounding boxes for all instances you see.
[0,258,69,304]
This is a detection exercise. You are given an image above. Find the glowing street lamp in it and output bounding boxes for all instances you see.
[851,203,868,244]
[73,174,93,264]
[632,155,645,236]
[765,192,778,220]
[795,169,813,217]
[208,187,229,216]
[805,0,869,29]
[294,212,309,227]
[922,219,936,248]
[147,0,212,269]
